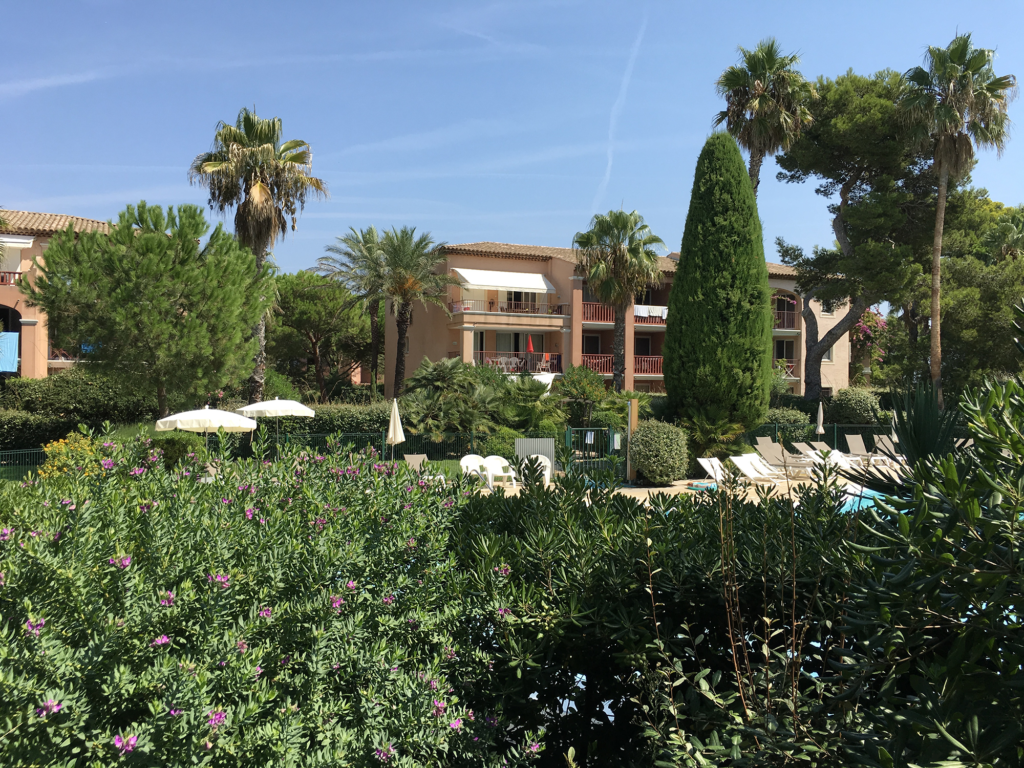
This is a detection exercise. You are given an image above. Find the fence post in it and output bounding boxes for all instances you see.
[773,423,778,443]
[381,430,386,460]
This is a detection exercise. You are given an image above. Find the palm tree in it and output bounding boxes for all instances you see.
[982,206,1024,262]
[714,38,815,197]
[901,34,1017,406]
[380,227,457,397]
[572,210,664,391]
[316,227,386,397]
[188,107,327,403]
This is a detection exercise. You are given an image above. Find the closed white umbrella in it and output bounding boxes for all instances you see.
[816,401,826,436]
[237,397,315,443]
[386,398,405,459]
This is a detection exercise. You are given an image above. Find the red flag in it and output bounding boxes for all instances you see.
[526,334,534,353]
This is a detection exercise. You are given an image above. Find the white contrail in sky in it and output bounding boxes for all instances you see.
[591,13,648,213]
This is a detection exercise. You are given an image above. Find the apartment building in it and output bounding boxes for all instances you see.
[0,211,109,378]
[384,241,850,398]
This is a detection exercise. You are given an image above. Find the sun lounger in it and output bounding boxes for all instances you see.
[845,434,892,468]
[755,443,813,478]
[755,435,776,451]
[404,454,428,473]
[728,454,780,486]
[697,457,728,484]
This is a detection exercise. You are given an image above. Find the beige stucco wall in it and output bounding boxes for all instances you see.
[0,236,50,379]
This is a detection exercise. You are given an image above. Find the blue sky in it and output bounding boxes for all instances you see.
[4,0,1023,274]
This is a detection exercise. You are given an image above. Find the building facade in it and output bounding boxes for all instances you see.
[384,241,850,398]
[0,211,110,378]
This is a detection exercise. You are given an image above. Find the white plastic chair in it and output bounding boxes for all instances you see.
[482,455,517,489]
[460,454,486,481]
[526,454,552,485]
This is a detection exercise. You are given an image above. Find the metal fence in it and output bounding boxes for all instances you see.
[0,448,46,482]
[565,427,626,476]
[744,423,894,453]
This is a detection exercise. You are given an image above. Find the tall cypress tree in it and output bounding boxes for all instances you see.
[664,132,772,429]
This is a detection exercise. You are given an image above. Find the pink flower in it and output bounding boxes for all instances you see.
[236,640,248,653]
[245,509,254,520]
[207,710,226,729]
[151,634,170,647]
[160,591,175,607]
[494,564,511,577]
[432,699,447,717]
[114,734,137,754]
[129,467,146,476]
[109,556,131,569]
[0,528,10,540]
[101,459,115,470]
[255,665,263,679]
[36,699,62,717]
[208,573,230,589]
[346,580,356,590]
[258,607,272,619]
[374,745,396,762]
[168,709,184,717]
[330,595,344,611]
[382,595,394,605]
[449,718,462,730]
[25,618,45,637]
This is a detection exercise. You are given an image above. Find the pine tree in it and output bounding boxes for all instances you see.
[21,202,272,417]
[664,133,772,429]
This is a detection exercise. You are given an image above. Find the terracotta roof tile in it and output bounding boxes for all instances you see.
[664,252,795,278]
[0,210,109,237]
[446,242,681,273]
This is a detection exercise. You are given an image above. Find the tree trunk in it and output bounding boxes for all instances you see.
[309,333,326,401]
[930,162,949,410]
[368,298,381,397]
[748,150,766,197]
[613,304,627,391]
[157,383,169,419]
[247,237,272,404]
[393,303,412,398]
[801,292,871,401]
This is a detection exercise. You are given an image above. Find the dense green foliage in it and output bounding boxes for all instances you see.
[764,406,809,425]
[0,367,157,423]
[20,203,271,417]
[278,402,392,436]
[824,387,881,425]
[628,420,687,485]
[0,410,79,451]
[556,365,607,427]
[482,427,524,463]
[267,272,371,402]
[664,132,772,429]
[0,437,540,766]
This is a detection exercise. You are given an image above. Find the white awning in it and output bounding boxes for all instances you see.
[452,267,555,293]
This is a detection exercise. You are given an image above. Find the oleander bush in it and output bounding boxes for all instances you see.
[628,419,688,485]
[0,437,540,767]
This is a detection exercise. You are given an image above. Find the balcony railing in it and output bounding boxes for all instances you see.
[774,358,799,378]
[49,348,78,362]
[581,303,614,323]
[0,271,21,286]
[634,355,663,375]
[449,300,567,316]
[634,312,667,325]
[773,310,798,329]
[473,351,563,374]
[582,354,613,374]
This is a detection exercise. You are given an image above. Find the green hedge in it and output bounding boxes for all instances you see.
[629,420,688,486]
[483,426,524,462]
[0,368,158,423]
[278,402,391,436]
[764,407,809,425]
[0,410,80,450]
[825,387,881,425]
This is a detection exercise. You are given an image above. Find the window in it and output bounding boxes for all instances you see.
[635,382,651,392]
[634,337,651,356]
[822,345,833,362]
[774,339,795,361]
[525,333,544,353]
[505,291,537,310]
[821,388,833,397]
[635,288,652,305]
[473,332,484,353]
[583,335,601,355]
[582,283,598,303]
[496,333,513,353]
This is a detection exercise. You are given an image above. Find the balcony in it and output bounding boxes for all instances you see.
[634,355,663,375]
[449,299,567,316]
[773,310,798,329]
[0,271,21,287]
[582,354,612,374]
[581,303,613,323]
[634,305,667,325]
[774,358,800,379]
[473,351,563,374]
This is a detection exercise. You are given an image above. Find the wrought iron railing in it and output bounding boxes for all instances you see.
[773,310,798,329]
[449,300,567,315]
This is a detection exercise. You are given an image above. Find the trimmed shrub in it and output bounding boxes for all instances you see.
[775,393,821,418]
[664,132,773,430]
[0,367,157,423]
[764,407,810,425]
[826,388,881,425]
[484,426,524,462]
[629,420,688,485]
[0,410,79,450]
[281,402,391,436]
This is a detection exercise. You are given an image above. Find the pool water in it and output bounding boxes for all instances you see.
[841,488,886,514]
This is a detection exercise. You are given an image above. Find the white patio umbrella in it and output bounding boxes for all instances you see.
[155,405,257,447]
[237,397,315,442]
[386,398,405,459]
[816,401,826,436]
